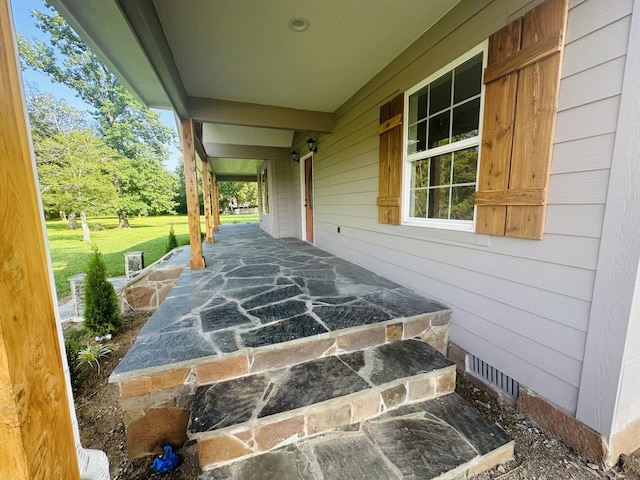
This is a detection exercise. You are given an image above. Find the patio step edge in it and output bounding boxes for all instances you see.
[188,339,456,470]
[109,308,451,385]
[198,392,514,479]
[110,308,450,387]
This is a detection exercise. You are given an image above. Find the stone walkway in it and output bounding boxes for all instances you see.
[111,224,448,381]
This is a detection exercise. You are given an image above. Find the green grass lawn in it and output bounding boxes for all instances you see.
[47,213,258,299]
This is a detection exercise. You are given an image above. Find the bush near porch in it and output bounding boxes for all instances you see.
[46,213,258,299]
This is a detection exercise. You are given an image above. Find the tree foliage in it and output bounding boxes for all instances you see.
[35,128,121,217]
[218,182,258,212]
[27,92,122,229]
[18,6,178,224]
[84,245,121,336]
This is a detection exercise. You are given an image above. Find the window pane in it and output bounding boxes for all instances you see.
[429,153,452,187]
[409,86,429,124]
[428,110,450,149]
[452,98,480,143]
[429,71,452,114]
[454,53,483,104]
[408,120,427,154]
[452,147,478,185]
[428,187,450,219]
[410,189,427,218]
[411,159,430,188]
[450,186,475,220]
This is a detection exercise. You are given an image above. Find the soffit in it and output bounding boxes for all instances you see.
[153,0,461,112]
[48,0,170,108]
[209,158,263,178]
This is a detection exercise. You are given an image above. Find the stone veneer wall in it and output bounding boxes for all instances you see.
[120,266,185,312]
[117,311,449,459]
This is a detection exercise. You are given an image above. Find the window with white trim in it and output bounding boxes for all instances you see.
[404,44,486,230]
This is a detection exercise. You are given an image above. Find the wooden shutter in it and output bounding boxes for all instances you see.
[377,93,404,225]
[475,0,568,239]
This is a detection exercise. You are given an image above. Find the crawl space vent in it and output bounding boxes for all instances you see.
[467,354,519,400]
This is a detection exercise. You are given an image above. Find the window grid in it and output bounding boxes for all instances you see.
[404,47,485,227]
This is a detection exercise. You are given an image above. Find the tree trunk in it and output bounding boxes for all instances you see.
[117,212,130,229]
[80,211,91,242]
[60,211,67,221]
[67,212,78,229]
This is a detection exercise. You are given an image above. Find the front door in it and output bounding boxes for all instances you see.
[304,157,314,243]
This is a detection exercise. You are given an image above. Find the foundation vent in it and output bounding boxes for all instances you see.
[467,354,519,400]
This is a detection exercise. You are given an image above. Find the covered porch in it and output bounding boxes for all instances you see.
[108,223,513,476]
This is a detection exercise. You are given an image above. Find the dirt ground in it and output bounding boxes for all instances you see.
[73,311,640,480]
[73,312,200,479]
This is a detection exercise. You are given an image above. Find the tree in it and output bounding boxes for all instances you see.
[84,245,121,336]
[27,93,121,236]
[18,6,178,227]
[173,165,188,214]
[218,182,258,212]
[35,129,121,238]
[26,90,88,141]
[173,164,204,215]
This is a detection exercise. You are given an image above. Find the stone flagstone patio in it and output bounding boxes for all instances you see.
[109,224,512,477]
[110,223,450,383]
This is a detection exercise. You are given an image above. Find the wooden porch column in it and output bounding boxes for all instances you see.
[201,158,214,243]
[0,2,80,478]
[212,172,221,231]
[181,118,206,268]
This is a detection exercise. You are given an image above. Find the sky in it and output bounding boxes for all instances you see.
[9,0,183,171]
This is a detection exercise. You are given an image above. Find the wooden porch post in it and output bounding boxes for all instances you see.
[201,158,214,243]
[212,171,221,231]
[181,118,206,268]
[0,2,80,478]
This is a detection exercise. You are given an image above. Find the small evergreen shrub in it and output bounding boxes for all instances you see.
[166,224,178,253]
[84,245,121,336]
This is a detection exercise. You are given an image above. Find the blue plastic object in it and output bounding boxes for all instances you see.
[151,445,180,474]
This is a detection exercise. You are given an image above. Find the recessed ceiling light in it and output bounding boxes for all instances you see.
[288,17,310,32]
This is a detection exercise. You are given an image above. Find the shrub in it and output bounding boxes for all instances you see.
[77,343,112,375]
[64,328,88,391]
[84,245,122,336]
[166,224,178,253]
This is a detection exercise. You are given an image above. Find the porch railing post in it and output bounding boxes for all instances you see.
[212,171,220,231]
[202,158,214,243]
[181,118,206,268]
[0,2,81,477]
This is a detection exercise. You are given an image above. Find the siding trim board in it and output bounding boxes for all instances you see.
[576,0,640,439]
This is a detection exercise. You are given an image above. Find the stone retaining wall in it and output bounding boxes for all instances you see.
[120,266,185,312]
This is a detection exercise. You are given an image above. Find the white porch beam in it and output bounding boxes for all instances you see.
[205,143,292,161]
[187,97,334,133]
[115,0,189,116]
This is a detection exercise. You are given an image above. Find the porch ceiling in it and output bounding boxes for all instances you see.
[48,0,462,176]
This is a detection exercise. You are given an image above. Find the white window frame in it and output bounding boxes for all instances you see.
[402,42,488,231]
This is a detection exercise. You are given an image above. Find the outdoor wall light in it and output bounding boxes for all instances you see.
[307,138,317,153]
[291,150,299,163]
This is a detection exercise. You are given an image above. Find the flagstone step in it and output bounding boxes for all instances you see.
[191,307,450,387]
[188,339,457,470]
[199,392,514,480]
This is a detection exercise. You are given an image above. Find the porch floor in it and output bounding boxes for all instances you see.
[109,224,513,476]
[111,223,449,382]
